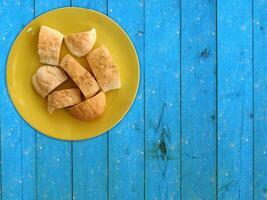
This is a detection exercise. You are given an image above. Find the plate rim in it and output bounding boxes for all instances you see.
[6,7,140,141]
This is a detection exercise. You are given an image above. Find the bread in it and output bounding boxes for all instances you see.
[68,92,106,121]
[64,28,96,57]
[60,54,100,99]
[32,65,68,97]
[47,88,82,114]
[86,45,121,92]
[38,26,64,65]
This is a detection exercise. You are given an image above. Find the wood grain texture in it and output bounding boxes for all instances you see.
[145,0,180,199]
[108,0,144,199]
[71,1,108,200]
[217,0,253,199]
[181,0,217,199]
[253,0,267,199]
[0,0,35,199]
[35,1,72,200]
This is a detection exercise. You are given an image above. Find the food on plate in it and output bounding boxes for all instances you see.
[47,88,82,114]
[64,28,96,57]
[32,65,68,97]
[86,45,121,92]
[38,26,64,65]
[60,54,100,99]
[68,91,106,121]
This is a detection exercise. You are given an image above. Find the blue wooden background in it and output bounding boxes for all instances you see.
[0,0,266,199]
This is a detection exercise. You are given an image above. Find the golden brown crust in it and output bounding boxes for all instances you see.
[47,88,82,114]
[68,92,106,121]
[60,54,100,99]
[64,28,96,57]
[86,45,121,92]
[38,26,64,66]
[32,65,68,97]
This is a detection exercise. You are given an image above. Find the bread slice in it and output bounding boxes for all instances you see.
[68,92,106,121]
[38,26,64,66]
[47,88,82,114]
[64,28,96,57]
[86,45,121,92]
[32,65,68,97]
[60,54,100,99]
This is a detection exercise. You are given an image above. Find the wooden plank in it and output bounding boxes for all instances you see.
[107,0,144,200]
[145,0,180,199]
[181,0,216,199]
[253,0,267,199]
[35,1,72,200]
[71,1,108,200]
[0,0,35,199]
[217,0,253,199]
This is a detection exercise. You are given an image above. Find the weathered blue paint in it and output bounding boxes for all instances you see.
[108,0,144,199]
[0,0,265,199]
[217,0,253,199]
[0,0,35,200]
[145,0,180,199]
[71,1,108,200]
[181,0,217,199]
[254,0,267,199]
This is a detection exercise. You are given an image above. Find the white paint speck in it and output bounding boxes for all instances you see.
[19,180,22,184]
[263,150,266,154]
[109,9,112,12]
[17,1,21,5]
[225,172,229,176]
[132,124,135,128]
[196,16,200,21]
[152,90,156,95]
[176,31,180,35]
[11,144,14,148]
[56,158,60,162]
[169,103,173,107]
[156,25,160,29]
[230,143,235,148]
[2,36,5,40]
[39,146,43,150]
[256,21,260,25]
[140,151,144,155]
[241,25,246,31]
[117,159,120,164]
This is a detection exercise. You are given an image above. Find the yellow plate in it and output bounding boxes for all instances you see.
[6,7,139,141]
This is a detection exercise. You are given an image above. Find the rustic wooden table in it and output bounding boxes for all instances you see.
[0,0,266,199]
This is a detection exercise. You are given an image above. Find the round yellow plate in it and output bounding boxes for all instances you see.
[6,7,139,141]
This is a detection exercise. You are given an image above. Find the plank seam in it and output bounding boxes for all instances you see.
[0,109,2,200]
[252,0,255,198]
[215,0,218,199]
[20,120,23,200]
[179,0,182,199]
[143,0,146,199]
